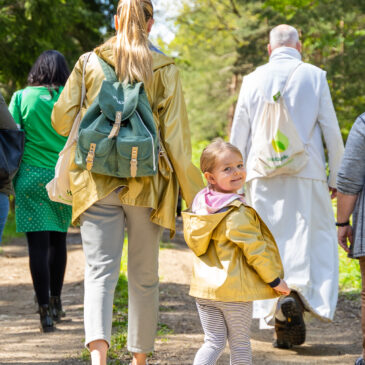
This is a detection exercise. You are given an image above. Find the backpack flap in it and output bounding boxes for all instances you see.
[98,81,143,122]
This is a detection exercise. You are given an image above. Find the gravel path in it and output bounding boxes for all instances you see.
[0,229,362,364]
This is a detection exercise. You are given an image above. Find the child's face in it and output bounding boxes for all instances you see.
[204,150,246,194]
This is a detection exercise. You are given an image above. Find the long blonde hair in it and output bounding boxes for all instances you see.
[114,0,153,84]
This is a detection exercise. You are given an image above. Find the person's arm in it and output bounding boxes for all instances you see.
[51,56,84,136]
[317,71,344,189]
[337,192,357,253]
[158,65,204,207]
[226,208,284,285]
[230,76,251,163]
[337,115,365,252]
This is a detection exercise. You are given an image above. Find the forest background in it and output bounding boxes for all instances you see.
[1,0,365,142]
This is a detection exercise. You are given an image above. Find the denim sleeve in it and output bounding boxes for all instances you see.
[337,115,365,194]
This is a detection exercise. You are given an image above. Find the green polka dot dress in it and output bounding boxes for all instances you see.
[14,163,72,233]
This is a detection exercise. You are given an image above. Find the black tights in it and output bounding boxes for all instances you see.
[26,231,67,306]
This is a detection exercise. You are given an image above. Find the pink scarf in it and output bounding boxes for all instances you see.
[192,187,245,215]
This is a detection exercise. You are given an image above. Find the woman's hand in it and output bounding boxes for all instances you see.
[337,225,353,253]
[273,279,291,295]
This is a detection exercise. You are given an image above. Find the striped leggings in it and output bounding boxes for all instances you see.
[194,298,253,365]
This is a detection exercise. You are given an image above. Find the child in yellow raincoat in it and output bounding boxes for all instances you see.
[182,139,289,365]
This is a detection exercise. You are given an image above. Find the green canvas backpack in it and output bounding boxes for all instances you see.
[75,56,159,178]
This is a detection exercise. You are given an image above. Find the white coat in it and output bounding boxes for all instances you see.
[230,46,344,325]
[231,46,344,187]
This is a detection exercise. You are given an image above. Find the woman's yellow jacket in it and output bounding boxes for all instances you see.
[182,200,284,302]
[51,38,203,234]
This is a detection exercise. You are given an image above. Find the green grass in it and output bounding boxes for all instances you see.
[339,248,361,293]
[332,199,361,293]
[2,209,24,244]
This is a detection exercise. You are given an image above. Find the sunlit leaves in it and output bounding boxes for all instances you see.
[169,0,365,142]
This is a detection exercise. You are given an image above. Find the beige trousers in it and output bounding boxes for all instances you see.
[80,190,163,353]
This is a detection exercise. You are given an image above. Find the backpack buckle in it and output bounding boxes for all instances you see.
[130,146,138,177]
[108,111,122,139]
[86,143,96,171]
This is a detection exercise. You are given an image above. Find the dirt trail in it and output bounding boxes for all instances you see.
[0,230,362,364]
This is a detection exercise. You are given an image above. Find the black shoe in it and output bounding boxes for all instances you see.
[49,296,65,322]
[39,305,54,333]
[274,294,306,347]
[355,357,365,365]
[273,339,292,349]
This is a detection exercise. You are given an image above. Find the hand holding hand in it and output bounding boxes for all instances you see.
[273,279,291,295]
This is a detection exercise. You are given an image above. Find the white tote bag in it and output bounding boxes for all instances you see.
[252,63,308,177]
[46,52,91,205]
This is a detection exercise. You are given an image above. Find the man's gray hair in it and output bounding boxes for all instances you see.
[270,24,299,49]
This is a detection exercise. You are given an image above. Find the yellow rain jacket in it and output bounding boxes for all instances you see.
[182,200,284,302]
[52,38,204,234]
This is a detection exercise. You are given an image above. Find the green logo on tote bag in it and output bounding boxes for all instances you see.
[272,130,289,153]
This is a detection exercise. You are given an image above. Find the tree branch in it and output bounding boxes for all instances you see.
[230,0,241,17]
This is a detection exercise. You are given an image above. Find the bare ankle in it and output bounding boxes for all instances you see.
[89,340,108,365]
[132,352,147,365]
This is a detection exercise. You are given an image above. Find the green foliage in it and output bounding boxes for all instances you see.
[332,200,361,293]
[170,0,365,142]
[264,0,365,141]
[0,0,118,99]
[2,199,24,243]
[339,247,361,293]
[191,139,209,170]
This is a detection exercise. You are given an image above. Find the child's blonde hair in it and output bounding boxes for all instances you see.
[200,138,243,173]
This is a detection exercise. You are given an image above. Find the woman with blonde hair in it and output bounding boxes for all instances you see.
[52,0,203,364]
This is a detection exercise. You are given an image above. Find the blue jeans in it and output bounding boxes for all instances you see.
[0,193,9,243]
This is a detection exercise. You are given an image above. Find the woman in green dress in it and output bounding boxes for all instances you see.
[9,50,72,333]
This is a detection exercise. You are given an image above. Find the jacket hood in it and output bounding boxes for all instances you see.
[94,37,175,72]
[182,200,243,256]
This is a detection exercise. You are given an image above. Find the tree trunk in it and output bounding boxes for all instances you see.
[227,73,240,137]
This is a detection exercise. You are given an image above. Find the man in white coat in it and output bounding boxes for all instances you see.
[230,24,344,348]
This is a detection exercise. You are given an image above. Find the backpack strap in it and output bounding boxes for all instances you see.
[80,52,92,110]
[97,56,118,82]
[66,51,92,146]
[281,62,302,95]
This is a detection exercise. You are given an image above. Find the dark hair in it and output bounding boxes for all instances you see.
[27,50,70,95]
